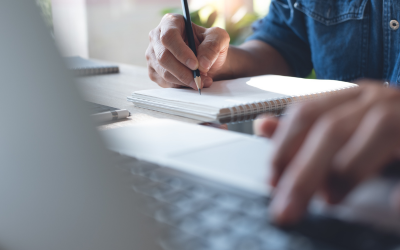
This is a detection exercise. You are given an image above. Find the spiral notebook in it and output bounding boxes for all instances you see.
[128,75,357,123]
[65,56,119,76]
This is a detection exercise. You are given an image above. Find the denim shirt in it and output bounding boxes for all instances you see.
[248,0,400,86]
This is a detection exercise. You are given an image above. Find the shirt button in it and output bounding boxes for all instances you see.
[390,20,399,30]
[383,81,389,87]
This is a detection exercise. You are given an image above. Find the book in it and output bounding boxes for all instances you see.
[65,56,119,76]
[128,75,357,123]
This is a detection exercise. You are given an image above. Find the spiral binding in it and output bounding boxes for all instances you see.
[222,85,356,123]
[72,66,119,76]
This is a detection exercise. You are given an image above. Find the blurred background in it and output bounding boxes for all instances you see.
[37,0,271,67]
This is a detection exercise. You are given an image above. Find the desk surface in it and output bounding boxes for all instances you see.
[76,62,200,130]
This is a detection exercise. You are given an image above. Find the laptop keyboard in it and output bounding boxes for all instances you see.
[113,154,400,250]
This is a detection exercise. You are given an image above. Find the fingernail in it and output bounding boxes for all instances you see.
[186,59,198,70]
[270,193,302,225]
[199,56,211,70]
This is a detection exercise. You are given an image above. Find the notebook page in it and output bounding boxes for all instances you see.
[132,75,356,110]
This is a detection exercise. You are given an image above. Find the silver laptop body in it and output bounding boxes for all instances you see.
[0,1,159,249]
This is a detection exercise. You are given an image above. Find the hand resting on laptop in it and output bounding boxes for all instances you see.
[254,81,400,225]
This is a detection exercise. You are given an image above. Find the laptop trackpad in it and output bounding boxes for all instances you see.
[164,138,273,196]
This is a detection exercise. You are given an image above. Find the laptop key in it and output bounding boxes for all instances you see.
[134,182,178,200]
[197,206,234,228]
[130,161,161,177]
[234,236,264,250]
[228,214,264,235]
[213,193,245,211]
[204,228,237,250]
[177,206,233,235]
[177,214,207,235]
[160,228,208,250]
[243,198,270,219]
[183,184,216,201]
[257,226,293,250]
[161,191,210,213]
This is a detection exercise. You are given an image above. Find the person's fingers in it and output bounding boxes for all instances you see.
[202,75,213,88]
[147,38,184,87]
[253,114,279,138]
[150,16,196,89]
[148,66,182,88]
[196,27,230,73]
[270,117,354,224]
[390,183,400,211]
[147,45,176,88]
[270,88,361,187]
[328,98,400,203]
[153,61,197,89]
[147,14,221,89]
[270,87,384,225]
[159,14,201,71]
[147,46,198,89]
[152,40,197,88]
[394,148,400,159]
[319,87,398,203]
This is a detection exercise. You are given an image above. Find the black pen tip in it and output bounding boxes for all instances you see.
[199,89,201,95]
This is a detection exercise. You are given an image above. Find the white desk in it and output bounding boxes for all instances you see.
[76,62,200,130]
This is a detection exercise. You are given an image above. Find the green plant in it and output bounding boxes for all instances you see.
[161,5,258,45]
[36,0,53,30]
[307,69,317,79]
[161,7,217,29]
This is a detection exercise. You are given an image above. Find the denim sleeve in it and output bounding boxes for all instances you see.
[247,0,313,78]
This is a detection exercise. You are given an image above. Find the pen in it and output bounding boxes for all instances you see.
[181,0,202,95]
[91,109,131,124]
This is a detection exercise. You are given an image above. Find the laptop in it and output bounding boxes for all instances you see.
[1,1,399,250]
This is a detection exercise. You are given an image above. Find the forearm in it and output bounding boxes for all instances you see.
[214,40,293,80]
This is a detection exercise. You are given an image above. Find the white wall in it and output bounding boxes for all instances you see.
[86,0,180,66]
[52,0,89,58]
